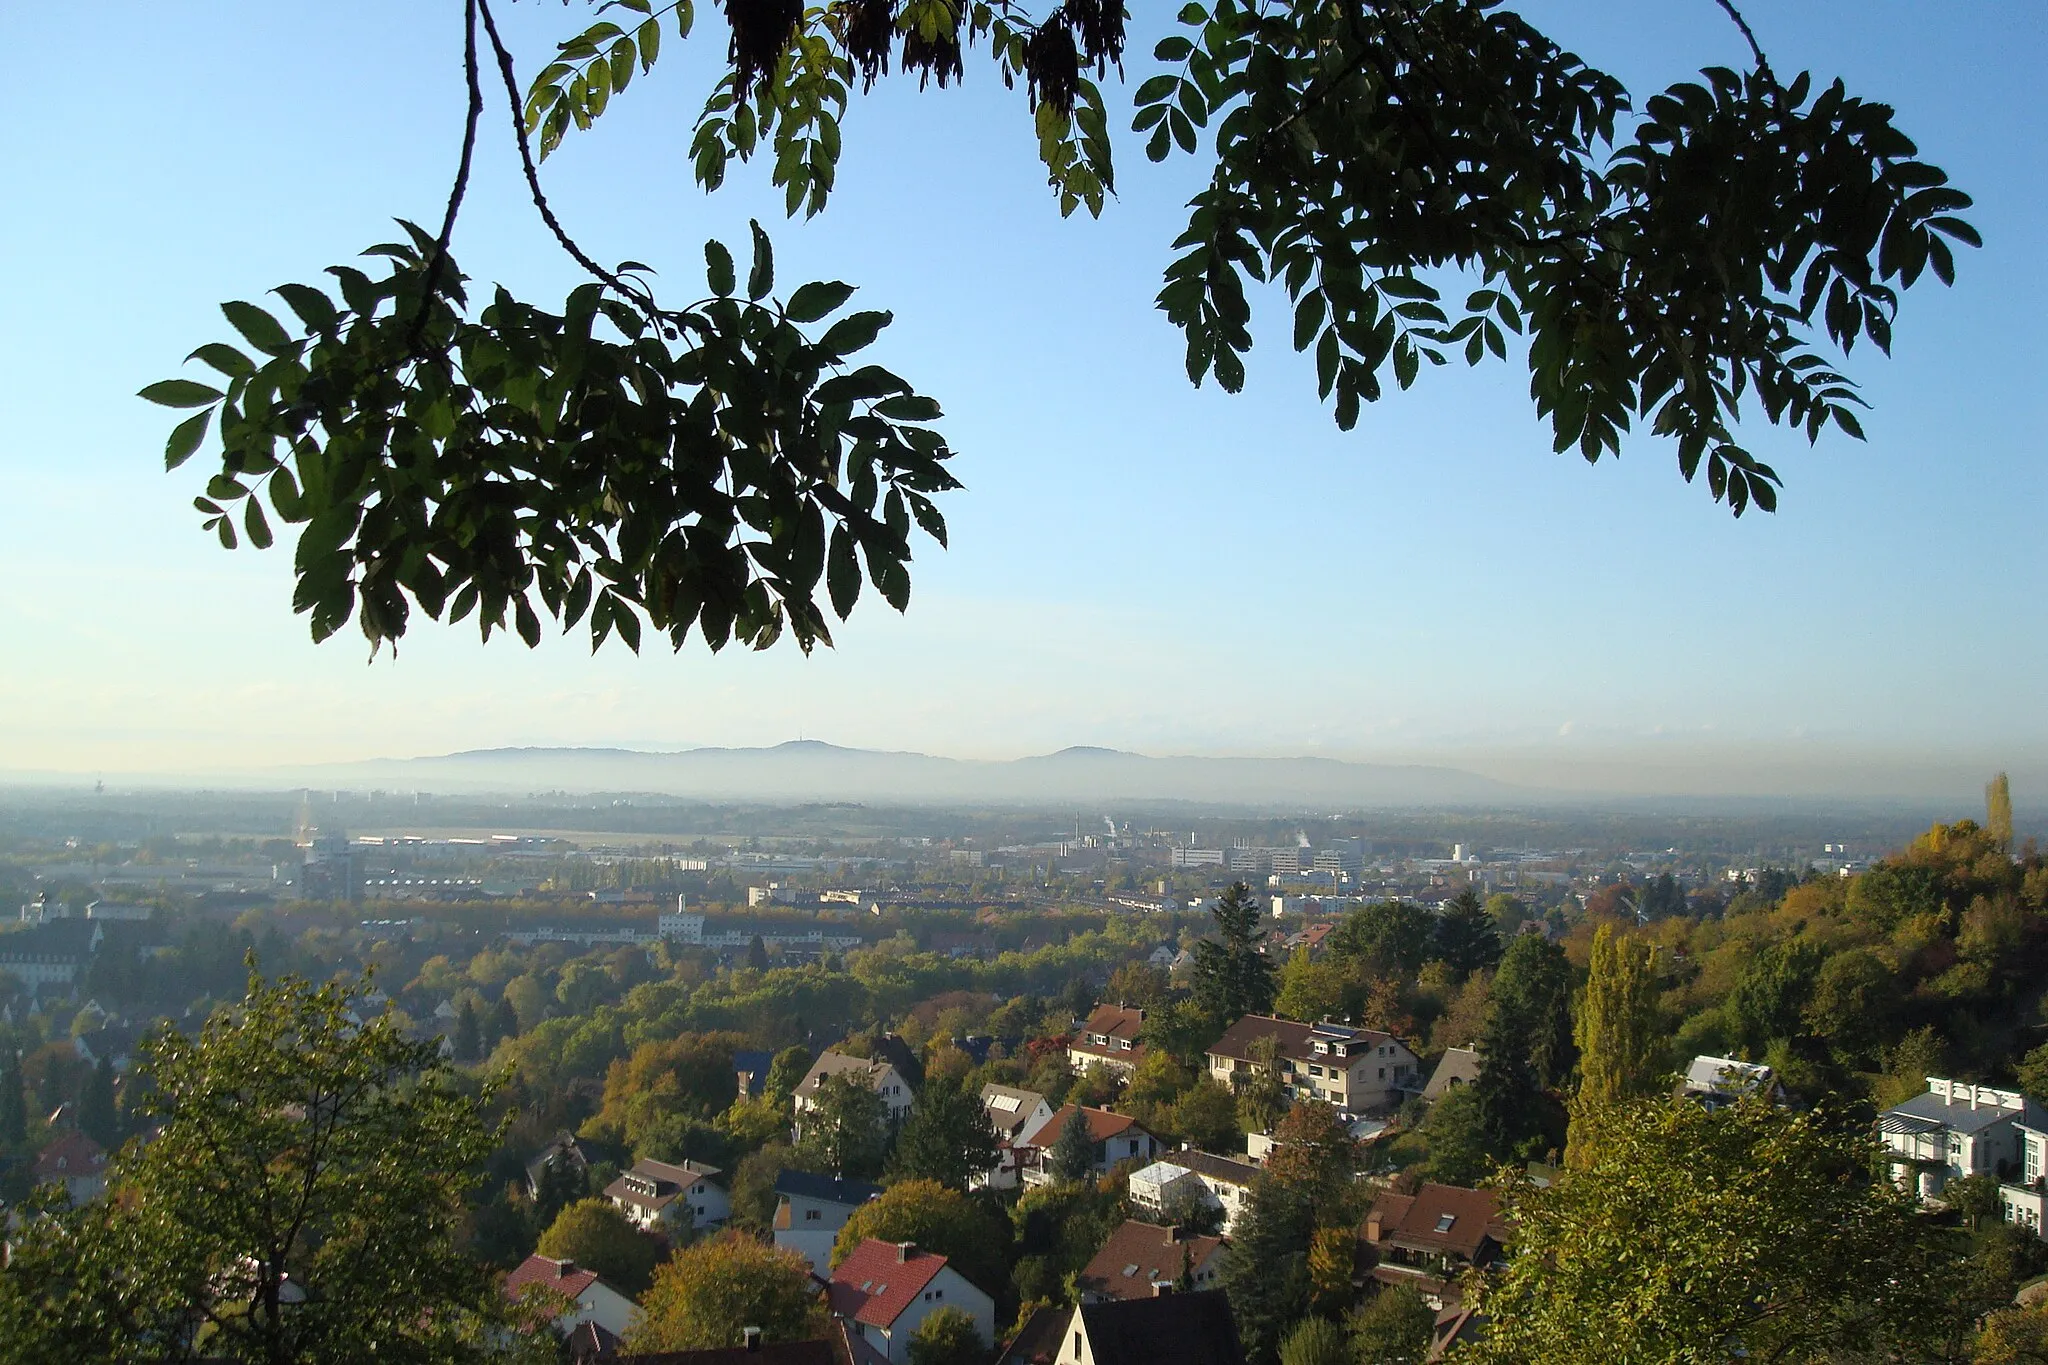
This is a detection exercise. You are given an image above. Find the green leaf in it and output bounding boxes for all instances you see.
[186,344,254,378]
[243,498,274,550]
[747,220,774,300]
[221,300,295,356]
[786,280,856,323]
[705,240,736,296]
[817,310,892,358]
[139,379,223,409]
[164,410,212,470]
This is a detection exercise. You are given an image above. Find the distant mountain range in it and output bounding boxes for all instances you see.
[278,741,1526,808]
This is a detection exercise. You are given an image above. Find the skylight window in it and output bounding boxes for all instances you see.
[1436,1214,1457,1233]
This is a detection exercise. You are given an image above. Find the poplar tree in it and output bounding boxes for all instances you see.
[1566,925,1665,1168]
[0,1050,25,1148]
[1988,771,2015,851]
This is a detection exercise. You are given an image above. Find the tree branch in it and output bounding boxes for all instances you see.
[476,0,659,318]
[1713,0,1775,83]
[409,0,483,353]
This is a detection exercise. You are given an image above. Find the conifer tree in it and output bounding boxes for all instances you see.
[453,998,482,1063]
[0,1049,25,1148]
[1566,926,1665,1168]
[1048,1105,1096,1183]
[1194,882,1278,1025]
[78,1058,119,1151]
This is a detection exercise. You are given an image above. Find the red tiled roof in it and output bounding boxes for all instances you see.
[505,1255,601,1304]
[1028,1105,1145,1149]
[1077,1220,1226,1301]
[32,1130,106,1182]
[1364,1183,1508,1262]
[828,1240,950,1329]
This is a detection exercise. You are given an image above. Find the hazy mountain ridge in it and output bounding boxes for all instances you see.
[279,741,1525,807]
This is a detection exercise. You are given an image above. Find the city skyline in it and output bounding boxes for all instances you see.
[3,3,2042,799]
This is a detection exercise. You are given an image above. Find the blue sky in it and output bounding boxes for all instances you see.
[0,2,2042,800]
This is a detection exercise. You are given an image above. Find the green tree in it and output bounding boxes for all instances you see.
[908,1305,986,1365]
[1347,1283,1434,1364]
[535,1197,660,1295]
[1418,1083,1492,1188]
[794,1071,889,1180]
[1471,999,1552,1169]
[148,0,1973,656]
[77,1058,119,1152]
[1330,901,1435,978]
[453,997,481,1063]
[1219,1178,1316,1365]
[1171,1078,1245,1155]
[0,970,507,1363]
[1490,932,1576,1090]
[628,1231,824,1352]
[1277,1315,1349,1365]
[1465,1098,1972,1365]
[1567,925,1665,1168]
[488,995,520,1047]
[1803,948,1893,1066]
[1946,1172,2003,1231]
[1194,883,1278,1025]
[1047,1106,1096,1183]
[890,1079,1000,1191]
[1433,889,1502,980]
[766,1045,812,1104]
[1275,946,1345,1025]
[730,1142,793,1232]
[830,1178,1009,1301]
[1727,940,1823,1054]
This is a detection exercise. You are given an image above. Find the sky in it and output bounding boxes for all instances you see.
[0,3,2042,801]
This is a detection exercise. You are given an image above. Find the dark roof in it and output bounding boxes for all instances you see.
[1207,1014,1405,1066]
[1077,1291,1245,1365]
[775,1169,884,1207]
[996,1305,1071,1365]
[1173,1150,1260,1186]
[734,1050,775,1094]
[1077,1221,1226,1301]
[1886,1088,2045,1136]
[616,1341,841,1365]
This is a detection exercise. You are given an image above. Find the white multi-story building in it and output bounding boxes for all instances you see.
[1878,1078,2045,1201]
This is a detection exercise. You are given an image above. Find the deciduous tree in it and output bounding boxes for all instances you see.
[908,1305,985,1365]
[628,1231,824,1353]
[535,1197,660,1295]
[830,1178,1009,1301]
[1465,1098,1972,1365]
[1566,925,1664,1168]
[890,1079,1001,1191]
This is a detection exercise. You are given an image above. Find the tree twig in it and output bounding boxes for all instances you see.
[476,0,659,317]
[1713,0,1774,82]
[409,0,483,353]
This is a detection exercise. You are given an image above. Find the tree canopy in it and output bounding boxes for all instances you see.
[141,0,1975,654]
[627,1231,824,1353]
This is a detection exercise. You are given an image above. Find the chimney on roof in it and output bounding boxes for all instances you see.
[1365,1214,1383,1245]
[556,1260,575,1277]
[897,1241,916,1263]
[744,1325,763,1352]
[1167,1225,1184,1242]
[1971,1085,1980,1111]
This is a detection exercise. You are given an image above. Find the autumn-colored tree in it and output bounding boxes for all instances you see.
[1306,1225,1354,1316]
[1264,1101,1355,1202]
[1989,772,2016,852]
[535,1198,659,1295]
[1358,976,1419,1046]
[1566,926,1664,1168]
[628,1231,824,1352]
[830,1178,1009,1301]
[583,1031,747,1154]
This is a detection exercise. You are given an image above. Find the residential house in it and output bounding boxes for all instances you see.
[503,1254,638,1346]
[1076,1220,1228,1302]
[525,1130,603,1200]
[2004,1121,2048,1236]
[73,1022,145,1074]
[1421,1048,1481,1103]
[1360,1183,1510,1309]
[773,1169,885,1274]
[735,1049,775,1098]
[33,1130,108,1203]
[605,1156,729,1234]
[1020,1106,1159,1187]
[978,1084,1056,1190]
[1126,1150,1260,1234]
[793,1051,915,1137]
[827,1239,996,1364]
[1066,1005,1147,1077]
[1678,1054,1788,1110]
[1205,1016,1419,1115]
[1042,1290,1246,1365]
[1146,945,1178,969]
[1878,1078,2045,1200]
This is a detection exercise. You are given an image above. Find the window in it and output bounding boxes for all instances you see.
[805,1209,821,1222]
[1379,1068,1386,1080]
[1436,1213,1457,1233]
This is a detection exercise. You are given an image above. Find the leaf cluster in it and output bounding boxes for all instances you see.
[144,221,955,654]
